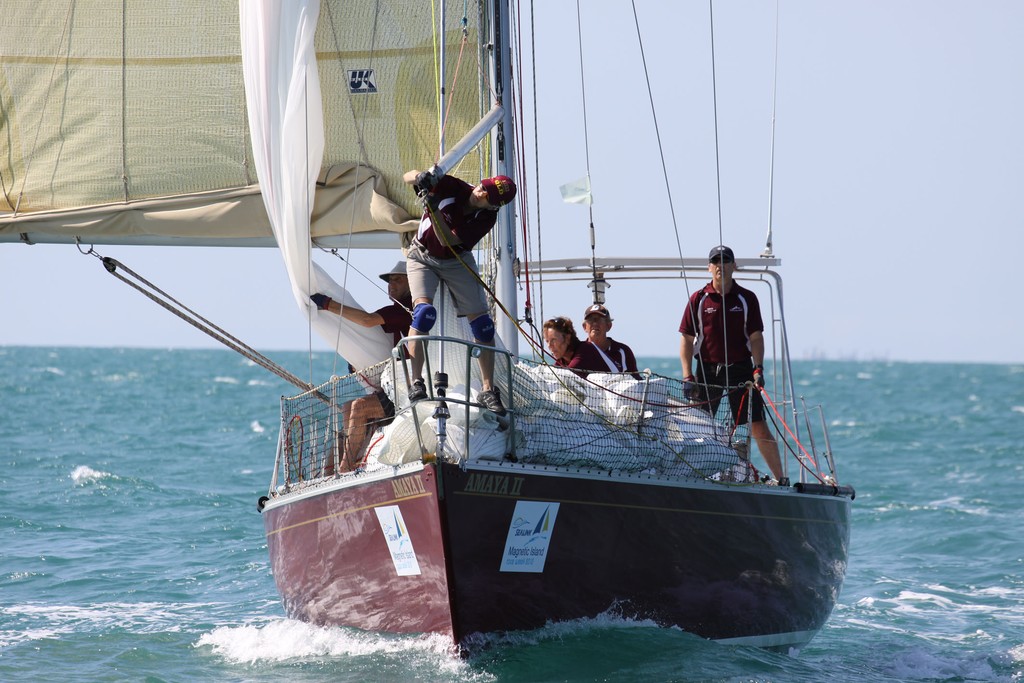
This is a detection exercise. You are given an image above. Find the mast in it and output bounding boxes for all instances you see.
[490,0,519,355]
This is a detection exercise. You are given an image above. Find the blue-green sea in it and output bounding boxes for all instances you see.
[1,346,1022,682]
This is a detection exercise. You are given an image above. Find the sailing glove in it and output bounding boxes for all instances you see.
[310,293,332,311]
[413,170,438,195]
[753,365,765,388]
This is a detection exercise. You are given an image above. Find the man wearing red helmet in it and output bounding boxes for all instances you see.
[402,169,517,416]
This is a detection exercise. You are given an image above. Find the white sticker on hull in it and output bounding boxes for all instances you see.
[374,505,422,576]
[500,501,560,573]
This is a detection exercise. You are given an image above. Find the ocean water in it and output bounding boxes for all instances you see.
[1,346,1022,683]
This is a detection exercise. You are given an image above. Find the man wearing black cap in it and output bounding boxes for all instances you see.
[581,303,640,377]
[678,245,784,481]
[309,262,413,471]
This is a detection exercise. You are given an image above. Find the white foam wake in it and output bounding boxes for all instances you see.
[195,618,483,680]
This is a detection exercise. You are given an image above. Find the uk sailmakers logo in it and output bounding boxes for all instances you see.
[374,506,421,576]
[348,69,377,94]
[499,501,560,573]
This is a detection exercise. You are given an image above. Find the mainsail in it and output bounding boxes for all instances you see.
[0,0,488,248]
[1,0,493,368]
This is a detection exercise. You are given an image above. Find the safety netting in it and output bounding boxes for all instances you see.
[273,337,765,491]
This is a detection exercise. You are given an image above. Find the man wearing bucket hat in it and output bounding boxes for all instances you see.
[310,262,413,471]
[309,261,412,348]
[401,168,517,416]
[678,245,784,482]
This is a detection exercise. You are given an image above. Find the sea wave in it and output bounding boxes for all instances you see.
[0,601,220,648]
[70,465,112,485]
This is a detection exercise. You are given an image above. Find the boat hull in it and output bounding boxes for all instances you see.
[263,465,454,637]
[440,463,850,650]
[263,461,851,650]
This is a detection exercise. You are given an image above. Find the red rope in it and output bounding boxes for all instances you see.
[759,387,826,483]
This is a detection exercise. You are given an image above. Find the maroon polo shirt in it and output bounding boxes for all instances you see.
[679,281,764,364]
[557,338,639,377]
[416,175,498,259]
[375,293,413,347]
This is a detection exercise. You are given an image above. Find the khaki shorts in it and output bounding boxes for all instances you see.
[406,242,488,316]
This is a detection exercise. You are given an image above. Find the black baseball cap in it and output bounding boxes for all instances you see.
[708,245,735,263]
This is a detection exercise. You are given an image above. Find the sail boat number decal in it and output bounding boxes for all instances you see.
[348,69,377,94]
[374,506,422,576]
[500,501,560,573]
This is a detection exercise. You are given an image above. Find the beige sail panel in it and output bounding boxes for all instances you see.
[0,1,486,243]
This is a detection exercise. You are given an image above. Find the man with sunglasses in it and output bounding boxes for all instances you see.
[679,245,783,481]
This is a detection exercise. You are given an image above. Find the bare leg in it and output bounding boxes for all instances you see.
[751,420,783,481]
[341,395,385,470]
[408,330,426,382]
[407,297,433,384]
[477,338,496,390]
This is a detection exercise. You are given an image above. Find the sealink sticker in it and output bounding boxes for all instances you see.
[374,505,421,576]
[500,501,560,573]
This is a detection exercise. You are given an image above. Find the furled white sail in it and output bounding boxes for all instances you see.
[239,0,390,369]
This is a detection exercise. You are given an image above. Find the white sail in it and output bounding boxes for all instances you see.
[239,0,390,369]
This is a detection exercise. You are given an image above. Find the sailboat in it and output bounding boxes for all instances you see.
[0,0,854,653]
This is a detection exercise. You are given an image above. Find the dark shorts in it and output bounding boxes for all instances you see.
[406,241,487,316]
[695,359,765,425]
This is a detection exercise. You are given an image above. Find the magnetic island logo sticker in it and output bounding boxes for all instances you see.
[500,501,560,573]
[374,505,421,576]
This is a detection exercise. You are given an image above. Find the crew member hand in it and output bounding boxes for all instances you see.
[413,170,437,195]
[310,293,332,311]
[682,376,697,402]
[753,365,765,388]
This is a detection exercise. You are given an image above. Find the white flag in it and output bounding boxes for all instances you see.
[559,175,593,205]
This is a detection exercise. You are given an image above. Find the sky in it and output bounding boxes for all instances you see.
[2,1,1023,365]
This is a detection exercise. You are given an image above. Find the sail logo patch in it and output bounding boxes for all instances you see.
[374,505,421,576]
[499,501,560,573]
[349,69,377,94]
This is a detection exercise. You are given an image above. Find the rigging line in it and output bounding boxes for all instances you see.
[707,0,732,372]
[630,0,686,271]
[120,0,129,203]
[303,67,315,384]
[323,0,371,166]
[764,0,780,256]
[88,249,314,394]
[320,247,413,314]
[509,1,535,333]
[323,0,383,376]
[528,0,546,341]
[440,11,471,144]
[13,0,76,216]
[708,0,724,246]
[573,0,600,293]
[760,386,826,482]
[431,0,443,137]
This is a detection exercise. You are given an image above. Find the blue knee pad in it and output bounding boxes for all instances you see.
[411,302,437,332]
[470,314,495,343]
